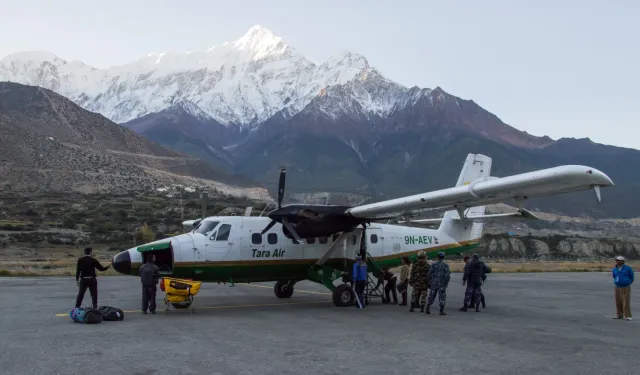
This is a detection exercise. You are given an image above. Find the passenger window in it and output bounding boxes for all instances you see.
[370,234,378,244]
[216,224,231,241]
[251,233,262,245]
[268,233,277,244]
[306,237,315,244]
[319,237,328,244]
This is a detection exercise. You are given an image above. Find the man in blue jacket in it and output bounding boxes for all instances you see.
[612,255,634,320]
[352,254,367,309]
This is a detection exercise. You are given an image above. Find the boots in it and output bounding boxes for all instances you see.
[439,306,446,315]
[475,302,481,312]
[409,300,417,312]
[426,304,430,314]
[420,304,425,313]
[481,295,486,308]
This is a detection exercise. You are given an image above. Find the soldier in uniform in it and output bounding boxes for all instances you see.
[463,255,486,309]
[462,253,491,312]
[139,254,160,314]
[408,251,429,312]
[426,252,451,315]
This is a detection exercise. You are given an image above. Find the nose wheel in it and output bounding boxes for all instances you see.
[274,280,295,298]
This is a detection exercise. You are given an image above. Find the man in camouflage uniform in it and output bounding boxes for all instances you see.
[426,252,451,315]
[409,251,429,312]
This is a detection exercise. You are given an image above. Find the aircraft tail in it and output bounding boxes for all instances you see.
[438,154,492,243]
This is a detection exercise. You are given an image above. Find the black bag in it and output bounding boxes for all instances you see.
[98,306,124,321]
[84,308,103,324]
[397,280,408,293]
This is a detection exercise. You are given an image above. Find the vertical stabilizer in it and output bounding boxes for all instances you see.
[438,154,492,242]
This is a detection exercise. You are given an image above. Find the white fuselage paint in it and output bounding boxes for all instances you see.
[124,216,469,266]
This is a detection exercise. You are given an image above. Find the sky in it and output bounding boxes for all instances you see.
[1,0,638,149]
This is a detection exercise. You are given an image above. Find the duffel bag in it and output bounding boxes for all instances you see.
[84,307,103,324]
[98,306,124,321]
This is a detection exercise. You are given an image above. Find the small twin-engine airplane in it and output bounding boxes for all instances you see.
[112,154,614,307]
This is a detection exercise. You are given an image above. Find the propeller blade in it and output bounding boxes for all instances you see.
[282,218,303,244]
[260,220,277,235]
[277,167,286,209]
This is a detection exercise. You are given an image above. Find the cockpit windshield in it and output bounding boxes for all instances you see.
[193,220,219,236]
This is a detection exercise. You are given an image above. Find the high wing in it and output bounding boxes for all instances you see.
[398,207,540,228]
[346,154,614,220]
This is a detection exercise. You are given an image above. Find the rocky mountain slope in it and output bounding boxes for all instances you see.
[2,26,639,218]
[0,82,269,199]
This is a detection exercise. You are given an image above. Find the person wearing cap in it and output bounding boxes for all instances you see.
[612,255,634,320]
[426,251,451,315]
[408,251,429,312]
[462,253,491,312]
[352,254,368,309]
[75,247,110,308]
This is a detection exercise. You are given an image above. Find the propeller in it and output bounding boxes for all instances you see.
[260,167,287,235]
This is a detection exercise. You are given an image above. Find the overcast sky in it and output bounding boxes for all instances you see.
[1,0,638,149]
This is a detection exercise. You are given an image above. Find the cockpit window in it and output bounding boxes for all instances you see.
[194,221,219,236]
[215,224,231,241]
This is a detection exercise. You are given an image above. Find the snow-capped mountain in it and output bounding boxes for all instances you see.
[0,25,404,128]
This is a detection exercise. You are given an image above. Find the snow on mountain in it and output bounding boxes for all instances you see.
[0,25,415,129]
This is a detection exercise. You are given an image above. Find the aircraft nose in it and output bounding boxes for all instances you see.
[112,250,131,275]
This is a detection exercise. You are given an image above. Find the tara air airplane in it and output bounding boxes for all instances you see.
[111,154,614,307]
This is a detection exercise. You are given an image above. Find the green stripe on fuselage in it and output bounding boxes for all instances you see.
[129,241,480,284]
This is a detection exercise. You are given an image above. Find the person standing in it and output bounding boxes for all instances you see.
[352,254,368,309]
[398,257,411,306]
[462,253,491,312]
[409,251,429,312]
[612,255,634,320]
[426,252,451,315]
[462,255,486,309]
[75,247,110,309]
[140,254,160,314]
[376,267,398,304]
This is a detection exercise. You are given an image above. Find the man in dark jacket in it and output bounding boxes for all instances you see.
[462,253,491,312]
[376,267,398,304]
[75,247,110,308]
[140,254,160,314]
[463,255,486,309]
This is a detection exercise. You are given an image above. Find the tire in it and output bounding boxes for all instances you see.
[332,284,355,307]
[274,280,294,298]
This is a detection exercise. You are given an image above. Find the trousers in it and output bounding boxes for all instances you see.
[427,286,447,307]
[464,282,483,306]
[76,278,98,308]
[384,277,398,303]
[142,285,157,312]
[354,280,366,308]
[615,286,632,318]
[412,286,427,306]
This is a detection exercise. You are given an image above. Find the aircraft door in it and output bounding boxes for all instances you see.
[175,234,196,262]
[205,223,233,262]
[367,228,384,257]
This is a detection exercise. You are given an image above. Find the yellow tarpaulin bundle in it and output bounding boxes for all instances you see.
[162,277,202,297]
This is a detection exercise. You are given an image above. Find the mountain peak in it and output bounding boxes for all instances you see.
[1,50,63,64]
[231,25,288,60]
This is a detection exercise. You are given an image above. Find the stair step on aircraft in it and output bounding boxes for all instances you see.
[112,153,614,308]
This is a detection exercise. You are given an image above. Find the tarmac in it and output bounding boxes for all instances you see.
[0,272,638,375]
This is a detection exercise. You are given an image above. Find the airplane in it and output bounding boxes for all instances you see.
[111,153,614,308]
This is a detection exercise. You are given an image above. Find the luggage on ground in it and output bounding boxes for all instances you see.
[98,306,124,321]
[70,307,103,324]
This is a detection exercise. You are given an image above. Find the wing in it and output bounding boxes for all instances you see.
[346,153,614,220]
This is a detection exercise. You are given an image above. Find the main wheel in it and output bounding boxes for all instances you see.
[274,280,294,298]
[332,284,355,307]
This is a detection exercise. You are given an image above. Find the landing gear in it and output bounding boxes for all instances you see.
[274,280,295,298]
[332,284,355,307]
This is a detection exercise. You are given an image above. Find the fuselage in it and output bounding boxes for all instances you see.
[111,216,480,283]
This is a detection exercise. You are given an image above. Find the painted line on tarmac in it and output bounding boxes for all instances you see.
[55,300,331,317]
[239,283,332,296]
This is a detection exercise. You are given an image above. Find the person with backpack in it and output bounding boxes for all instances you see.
[75,247,110,309]
[140,254,160,314]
